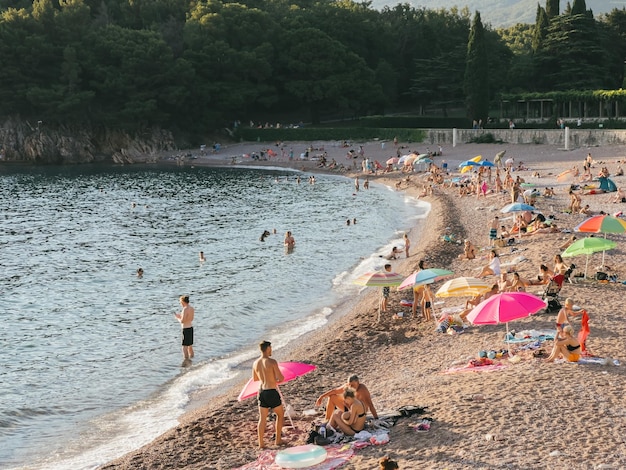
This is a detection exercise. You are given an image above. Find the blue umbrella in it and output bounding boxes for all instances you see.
[458,160,481,168]
[398,268,454,291]
[414,157,433,165]
[479,160,495,167]
[501,202,535,213]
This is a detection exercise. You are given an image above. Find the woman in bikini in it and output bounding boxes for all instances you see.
[328,388,366,436]
[546,325,581,362]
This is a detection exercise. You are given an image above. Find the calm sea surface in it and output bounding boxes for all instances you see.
[0,163,428,469]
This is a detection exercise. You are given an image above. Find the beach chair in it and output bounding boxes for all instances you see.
[542,274,564,312]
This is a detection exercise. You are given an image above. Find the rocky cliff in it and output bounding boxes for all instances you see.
[0,118,176,164]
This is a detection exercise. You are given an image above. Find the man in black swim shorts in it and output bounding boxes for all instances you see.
[174,295,194,361]
[252,341,285,448]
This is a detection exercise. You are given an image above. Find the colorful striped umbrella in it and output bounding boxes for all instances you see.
[398,268,454,291]
[575,215,626,234]
[353,271,404,287]
[435,277,491,298]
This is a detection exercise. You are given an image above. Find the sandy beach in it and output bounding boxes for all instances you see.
[101,139,626,470]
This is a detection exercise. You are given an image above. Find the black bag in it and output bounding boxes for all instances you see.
[595,272,608,281]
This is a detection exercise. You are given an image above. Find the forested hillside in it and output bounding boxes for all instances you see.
[0,0,624,153]
[370,0,614,27]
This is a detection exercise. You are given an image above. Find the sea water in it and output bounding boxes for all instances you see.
[0,164,429,469]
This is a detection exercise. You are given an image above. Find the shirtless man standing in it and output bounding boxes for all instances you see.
[174,295,194,360]
[253,341,285,448]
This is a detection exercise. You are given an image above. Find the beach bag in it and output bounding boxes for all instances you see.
[595,272,608,281]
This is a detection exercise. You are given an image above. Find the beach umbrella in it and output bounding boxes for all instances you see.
[501,202,536,239]
[238,362,317,401]
[479,160,495,167]
[354,271,404,322]
[458,160,481,168]
[435,277,491,298]
[403,153,419,165]
[398,268,454,291]
[414,158,433,167]
[353,271,404,287]
[500,202,535,213]
[575,215,626,234]
[386,157,399,165]
[562,237,618,278]
[465,292,546,345]
[460,155,482,173]
[238,361,317,428]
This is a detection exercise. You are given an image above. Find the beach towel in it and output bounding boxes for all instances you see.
[441,361,509,374]
[234,444,354,470]
[556,357,620,366]
[505,329,556,344]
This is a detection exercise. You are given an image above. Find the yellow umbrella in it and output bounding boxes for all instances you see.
[435,277,491,298]
[460,155,482,174]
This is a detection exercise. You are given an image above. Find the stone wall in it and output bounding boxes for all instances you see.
[422,128,626,148]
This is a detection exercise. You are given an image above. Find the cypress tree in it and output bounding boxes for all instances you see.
[545,0,559,19]
[464,12,489,124]
[571,0,586,16]
[533,5,549,52]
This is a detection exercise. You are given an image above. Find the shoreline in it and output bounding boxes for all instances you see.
[101,141,626,469]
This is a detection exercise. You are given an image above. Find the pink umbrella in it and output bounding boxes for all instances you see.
[465,292,546,347]
[238,362,317,401]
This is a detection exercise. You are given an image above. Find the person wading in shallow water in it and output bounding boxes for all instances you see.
[174,295,194,362]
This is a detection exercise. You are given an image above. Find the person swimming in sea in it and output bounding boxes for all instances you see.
[260,230,271,242]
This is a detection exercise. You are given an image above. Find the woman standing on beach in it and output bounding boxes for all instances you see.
[403,233,411,258]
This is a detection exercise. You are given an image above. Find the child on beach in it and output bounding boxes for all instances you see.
[489,216,499,246]
[422,284,434,321]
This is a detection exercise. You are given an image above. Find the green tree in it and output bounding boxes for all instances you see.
[275,27,383,123]
[532,5,549,52]
[571,0,587,16]
[464,11,489,123]
[534,11,620,91]
[545,0,560,18]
